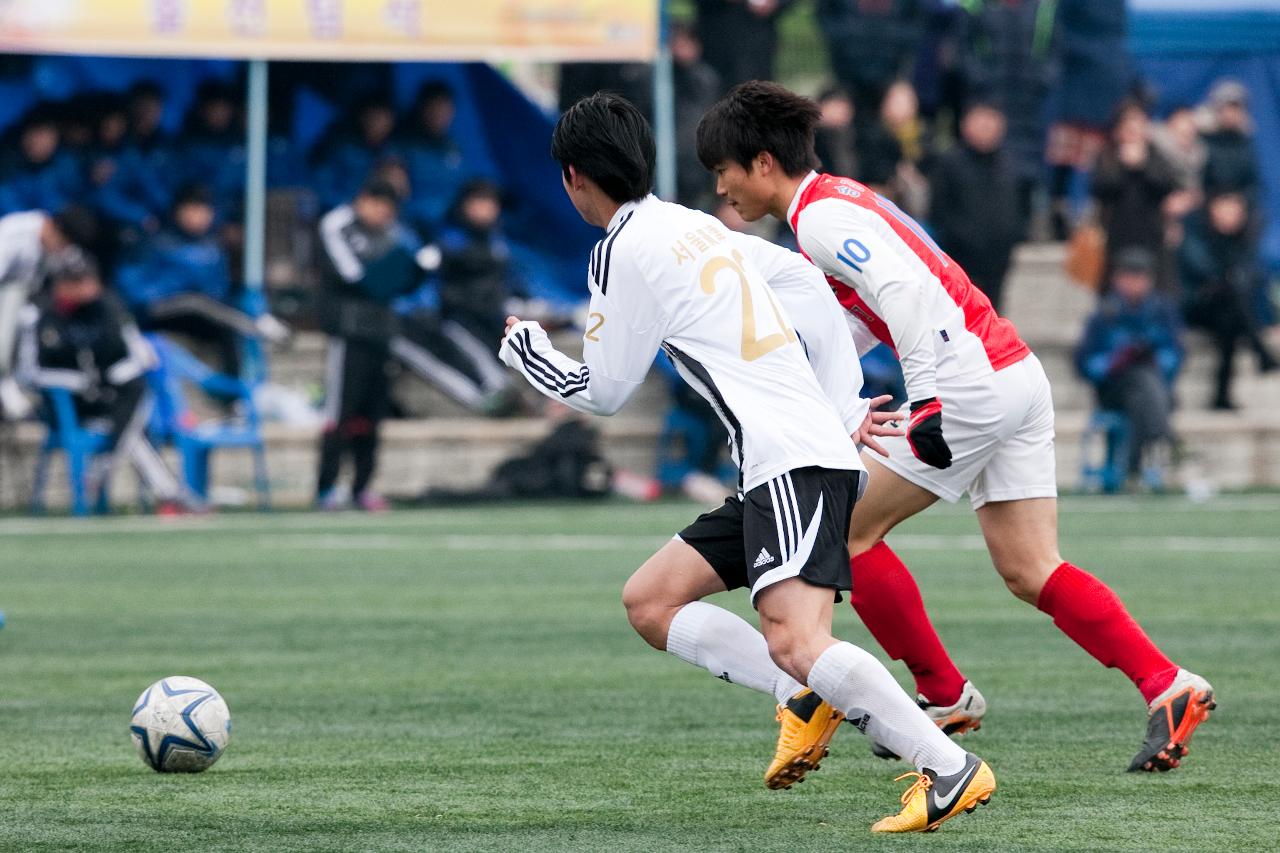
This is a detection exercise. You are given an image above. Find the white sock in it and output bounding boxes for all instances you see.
[807,641,967,775]
[665,601,804,704]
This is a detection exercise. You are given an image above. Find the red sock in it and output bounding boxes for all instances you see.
[849,541,967,706]
[1036,562,1179,704]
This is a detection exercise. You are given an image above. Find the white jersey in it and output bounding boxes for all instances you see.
[499,194,862,493]
[728,231,871,435]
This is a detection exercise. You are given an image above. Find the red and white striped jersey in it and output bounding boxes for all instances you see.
[787,172,1030,402]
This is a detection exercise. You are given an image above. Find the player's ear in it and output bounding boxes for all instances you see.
[754,151,774,178]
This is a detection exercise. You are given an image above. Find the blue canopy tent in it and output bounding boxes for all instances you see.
[1130,0,1280,270]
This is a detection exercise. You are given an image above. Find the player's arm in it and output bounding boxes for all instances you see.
[499,251,665,417]
[797,202,951,468]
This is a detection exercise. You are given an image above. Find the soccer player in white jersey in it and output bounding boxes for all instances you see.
[695,81,1215,778]
[498,93,995,833]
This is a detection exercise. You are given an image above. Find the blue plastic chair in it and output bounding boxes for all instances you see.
[146,335,271,509]
[1079,410,1131,494]
[30,387,113,516]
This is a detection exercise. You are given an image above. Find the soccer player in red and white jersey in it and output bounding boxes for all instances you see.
[695,82,1215,776]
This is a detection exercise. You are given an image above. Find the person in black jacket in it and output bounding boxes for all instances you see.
[929,102,1022,310]
[1091,100,1178,289]
[17,248,187,511]
[1179,190,1277,410]
[316,180,430,510]
[1201,79,1261,204]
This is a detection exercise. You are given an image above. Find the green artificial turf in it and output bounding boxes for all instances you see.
[0,495,1276,851]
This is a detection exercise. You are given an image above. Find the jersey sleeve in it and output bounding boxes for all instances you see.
[796,201,939,402]
[499,244,666,416]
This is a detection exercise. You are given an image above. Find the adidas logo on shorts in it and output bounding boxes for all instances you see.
[753,548,775,568]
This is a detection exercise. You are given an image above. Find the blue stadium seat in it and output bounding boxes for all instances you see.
[30,388,114,517]
[1079,410,1131,494]
[146,335,270,509]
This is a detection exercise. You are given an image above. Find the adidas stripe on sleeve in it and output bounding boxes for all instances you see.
[499,212,667,417]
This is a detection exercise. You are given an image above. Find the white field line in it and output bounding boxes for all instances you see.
[249,532,1280,555]
[0,492,1279,538]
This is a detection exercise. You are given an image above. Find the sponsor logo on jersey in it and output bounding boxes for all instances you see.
[753,548,776,568]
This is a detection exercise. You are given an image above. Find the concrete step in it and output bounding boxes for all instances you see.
[6,407,1278,511]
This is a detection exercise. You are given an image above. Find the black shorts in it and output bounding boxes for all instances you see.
[677,466,861,605]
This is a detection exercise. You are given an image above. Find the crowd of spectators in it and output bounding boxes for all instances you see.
[0,0,1274,503]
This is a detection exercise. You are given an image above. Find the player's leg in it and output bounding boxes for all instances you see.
[621,535,805,705]
[756,577,994,833]
[975,495,1215,771]
[973,355,1213,771]
[348,341,391,508]
[846,455,973,711]
[317,336,350,504]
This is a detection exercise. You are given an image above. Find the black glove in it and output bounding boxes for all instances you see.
[906,397,952,469]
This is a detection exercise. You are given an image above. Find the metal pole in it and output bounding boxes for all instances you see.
[243,58,268,294]
[653,0,676,200]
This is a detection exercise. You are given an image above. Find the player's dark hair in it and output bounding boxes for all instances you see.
[696,81,821,177]
[551,93,654,204]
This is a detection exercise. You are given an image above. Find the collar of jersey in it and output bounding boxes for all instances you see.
[786,171,820,230]
[607,194,654,232]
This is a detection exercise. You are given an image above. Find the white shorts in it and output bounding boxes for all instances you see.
[875,353,1058,509]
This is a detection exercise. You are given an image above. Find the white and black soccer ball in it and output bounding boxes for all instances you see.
[129,676,231,773]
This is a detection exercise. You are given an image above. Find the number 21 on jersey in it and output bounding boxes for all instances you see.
[699,249,797,361]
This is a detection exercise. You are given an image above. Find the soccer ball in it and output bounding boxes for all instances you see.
[129,676,232,773]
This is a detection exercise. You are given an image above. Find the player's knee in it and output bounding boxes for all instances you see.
[763,628,815,684]
[621,579,668,650]
[995,558,1057,604]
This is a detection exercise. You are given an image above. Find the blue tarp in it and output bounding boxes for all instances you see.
[1130,2,1280,270]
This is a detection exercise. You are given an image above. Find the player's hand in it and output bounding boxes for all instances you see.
[503,315,522,339]
[853,394,904,458]
[906,397,952,469]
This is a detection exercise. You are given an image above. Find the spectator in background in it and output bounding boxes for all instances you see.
[436,180,527,349]
[398,82,474,233]
[956,0,1060,227]
[1152,105,1207,209]
[813,87,859,180]
[1152,105,1207,255]
[1180,190,1277,410]
[316,180,429,511]
[1075,247,1182,479]
[86,95,168,259]
[0,107,83,216]
[127,81,176,198]
[817,0,924,123]
[695,0,794,92]
[930,102,1022,311]
[17,248,189,512]
[878,79,930,218]
[392,180,521,417]
[1091,100,1177,290]
[1201,79,1261,205]
[672,23,722,209]
[176,81,246,223]
[0,206,98,420]
[810,85,912,208]
[313,95,400,213]
[118,185,288,379]
[56,94,99,170]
